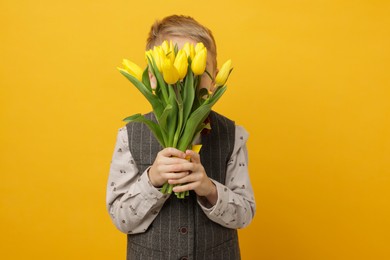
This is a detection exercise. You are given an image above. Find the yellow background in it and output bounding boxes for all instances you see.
[1,0,389,259]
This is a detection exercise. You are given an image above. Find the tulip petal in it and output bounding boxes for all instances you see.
[215,59,233,86]
[162,58,179,84]
[122,59,143,81]
[191,48,207,76]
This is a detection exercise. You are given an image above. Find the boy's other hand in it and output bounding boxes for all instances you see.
[170,150,218,206]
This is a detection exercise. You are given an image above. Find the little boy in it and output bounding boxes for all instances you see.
[106,15,256,260]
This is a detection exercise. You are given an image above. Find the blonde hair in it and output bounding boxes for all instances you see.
[146,15,217,69]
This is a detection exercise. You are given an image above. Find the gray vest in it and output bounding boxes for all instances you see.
[126,111,240,260]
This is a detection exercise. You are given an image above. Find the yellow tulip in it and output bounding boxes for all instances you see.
[215,59,233,86]
[183,42,195,60]
[174,49,188,80]
[167,41,175,63]
[161,40,170,54]
[145,49,155,69]
[161,40,175,63]
[122,59,143,81]
[191,47,207,76]
[162,58,179,84]
[145,49,152,62]
[145,46,165,72]
[195,42,205,54]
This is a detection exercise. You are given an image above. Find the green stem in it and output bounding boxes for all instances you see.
[167,184,174,194]
[161,182,169,194]
[173,83,184,148]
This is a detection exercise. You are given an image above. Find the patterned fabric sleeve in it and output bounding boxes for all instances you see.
[106,127,170,234]
[197,126,256,229]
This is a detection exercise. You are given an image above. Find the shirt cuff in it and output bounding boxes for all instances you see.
[197,179,226,215]
[138,167,169,201]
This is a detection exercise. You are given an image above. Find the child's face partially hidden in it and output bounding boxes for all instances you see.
[150,36,216,92]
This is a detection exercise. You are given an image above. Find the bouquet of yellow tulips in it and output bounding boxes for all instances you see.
[118,40,233,198]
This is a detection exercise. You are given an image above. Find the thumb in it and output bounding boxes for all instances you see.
[185,150,200,163]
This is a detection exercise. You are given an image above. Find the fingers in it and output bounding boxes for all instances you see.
[150,147,202,188]
[172,182,198,193]
[149,148,186,187]
[163,171,190,180]
[149,147,192,187]
[171,174,215,197]
[159,149,212,197]
[167,165,206,186]
[185,150,200,163]
[157,160,193,174]
[168,171,197,185]
[159,147,186,159]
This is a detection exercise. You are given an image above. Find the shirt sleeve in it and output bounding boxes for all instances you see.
[197,125,256,229]
[106,127,170,234]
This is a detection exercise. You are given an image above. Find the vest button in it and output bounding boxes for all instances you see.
[179,226,188,234]
[180,257,188,260]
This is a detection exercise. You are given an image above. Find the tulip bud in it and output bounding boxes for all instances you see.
[146,46,165,72]
[161,40,170,54]
[183,42,195,60]
[162,58,179,84]
[191,48,207,76]
[195,42,205,54]
[168,40,175,60]
[145,50,152,62]
[161,40,175,63]
[174,50,188,80]
[122,59,143,81]
[215,59,233,86]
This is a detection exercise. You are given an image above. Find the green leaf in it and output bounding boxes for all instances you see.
[172,84,184,148]
[176,86,228,151]
[182,69,194,125]
[122,113,143,122]
[174,43,179,55]
[191,75,201,111]
[192,122,210,141]
[177,103,212,151]
[166,85,178,147]
[197,87,209,105]
[197,88,209,97]
[158,104,172,132]
[176,82,229,151]
[119,69,163,118]
[147,56,169,105]
[122,113,165,147]
[142,67,152,91]
[157,104,172,146]
[206,86,227,106]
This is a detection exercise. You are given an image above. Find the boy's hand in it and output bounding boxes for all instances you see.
[148,148,190,188]
[170,150,218,205]
[148,148,218,205]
